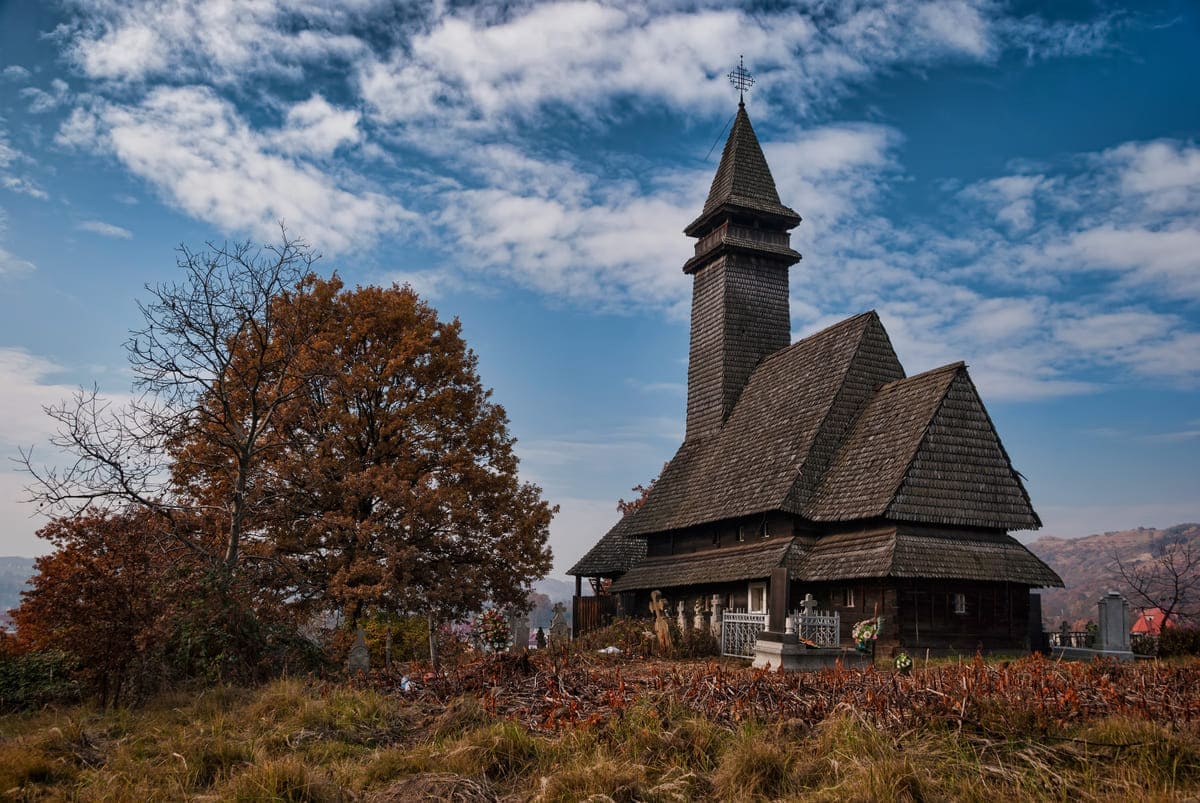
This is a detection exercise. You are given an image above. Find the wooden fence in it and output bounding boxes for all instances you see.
[572,595,619,638]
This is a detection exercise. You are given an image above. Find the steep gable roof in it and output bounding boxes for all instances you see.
[617,311,902,537]
[566,525,646,577]
[570,314,1044,578]
[806,364,1040,530]
[889,369,1041,530]
[685,104,800,236]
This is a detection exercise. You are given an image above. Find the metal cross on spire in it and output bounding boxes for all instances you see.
[728,55,754,105]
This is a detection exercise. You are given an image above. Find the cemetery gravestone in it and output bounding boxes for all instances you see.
[549,602,570,647]
[510,614,530,653]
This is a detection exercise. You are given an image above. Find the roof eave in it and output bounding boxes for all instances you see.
[683,202,801,238]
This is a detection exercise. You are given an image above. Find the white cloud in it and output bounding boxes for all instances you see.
[1,65,31,82]
[19,79,70,113]
[78,219,133,239]
[1109,139,1200,212]
[358,1,1111,136]
[0,247,35,278]
[1055,225,1200,300]
[59,86,410,252]
[0,127,48,201]
[1,176,49,200]
[272,94,361,157]
[962,174,1049,231]
[63,0,375,84]
[1054,311,1174,353]
[0,349,139,558]
[0,349,77,448]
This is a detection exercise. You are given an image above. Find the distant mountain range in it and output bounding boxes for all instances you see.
[1027,523,1200,628]
[0,556,35,624]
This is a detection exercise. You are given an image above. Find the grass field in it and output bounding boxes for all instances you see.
[2,653,1199,801]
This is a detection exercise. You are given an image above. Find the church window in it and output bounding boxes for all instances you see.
[748,583,767,614]
[953,593,967,615]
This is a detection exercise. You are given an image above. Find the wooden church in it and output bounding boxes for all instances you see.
[568,99,1062,654]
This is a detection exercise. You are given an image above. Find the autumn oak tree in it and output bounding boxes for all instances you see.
[172,277,555,628]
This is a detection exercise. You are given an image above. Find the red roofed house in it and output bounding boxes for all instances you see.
[1131,607,1176,636]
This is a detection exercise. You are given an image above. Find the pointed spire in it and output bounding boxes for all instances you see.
[685,104,800,238]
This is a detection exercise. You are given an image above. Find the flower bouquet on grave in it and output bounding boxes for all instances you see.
[852,618,880,652]
[894,651,913,675]
[474,608,511,653]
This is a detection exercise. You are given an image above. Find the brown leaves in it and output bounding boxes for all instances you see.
[378,651,1200,738]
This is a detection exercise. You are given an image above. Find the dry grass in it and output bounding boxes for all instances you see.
[2,661,1200,801]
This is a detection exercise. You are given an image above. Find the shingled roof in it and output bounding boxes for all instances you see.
[685,103,800,237]
[608,538,797,593]
[569,101,1047,584]
[567,525,646,578]
[792,525,1062,587]
[601,527,1063,592]
[614,312,904,537]
[806,365,1041,530]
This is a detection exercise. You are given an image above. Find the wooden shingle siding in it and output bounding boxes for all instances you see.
[806,364,959,522]
[787,315,906,510]
[685,104,801,239]
[887,372,1040,530]
[787,525,1062,587]
[625,313,880,537]
[608,539,792,593]
[567,526,646,577]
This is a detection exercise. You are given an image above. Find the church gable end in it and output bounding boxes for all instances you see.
[806,363,959,522]
[888,370,1041,530]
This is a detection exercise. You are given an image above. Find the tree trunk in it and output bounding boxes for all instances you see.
[428,611,439,671]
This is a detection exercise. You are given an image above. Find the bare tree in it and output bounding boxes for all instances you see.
[23,229,327,572]
[1114,535,1200,627]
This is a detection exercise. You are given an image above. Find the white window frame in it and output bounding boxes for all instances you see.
[843,586,856,608]
[747,582,768,614]
[953,592,967,615]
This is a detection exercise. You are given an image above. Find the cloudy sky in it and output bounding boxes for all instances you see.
[0,0,1197,575]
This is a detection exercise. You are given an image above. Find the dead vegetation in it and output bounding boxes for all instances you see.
[2,653,1199,801]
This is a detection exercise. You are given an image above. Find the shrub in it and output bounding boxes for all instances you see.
[0,650,81,712]
[664,622,720,659]
[1157,627,1200,657]
[573,618,652,656]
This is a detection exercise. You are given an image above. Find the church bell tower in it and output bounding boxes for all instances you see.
[683,95,802,441]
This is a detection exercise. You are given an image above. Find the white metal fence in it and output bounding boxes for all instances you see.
[721,610,766,658]
[793,610,840,647]
[720,609,842,658]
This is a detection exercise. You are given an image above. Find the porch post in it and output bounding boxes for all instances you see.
[571,575,583,639]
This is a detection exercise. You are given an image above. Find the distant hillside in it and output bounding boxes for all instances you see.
[1028,523,1200,628]
[0,556,36,623]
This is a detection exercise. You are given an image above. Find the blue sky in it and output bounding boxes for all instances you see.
[0,0,1197,576]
